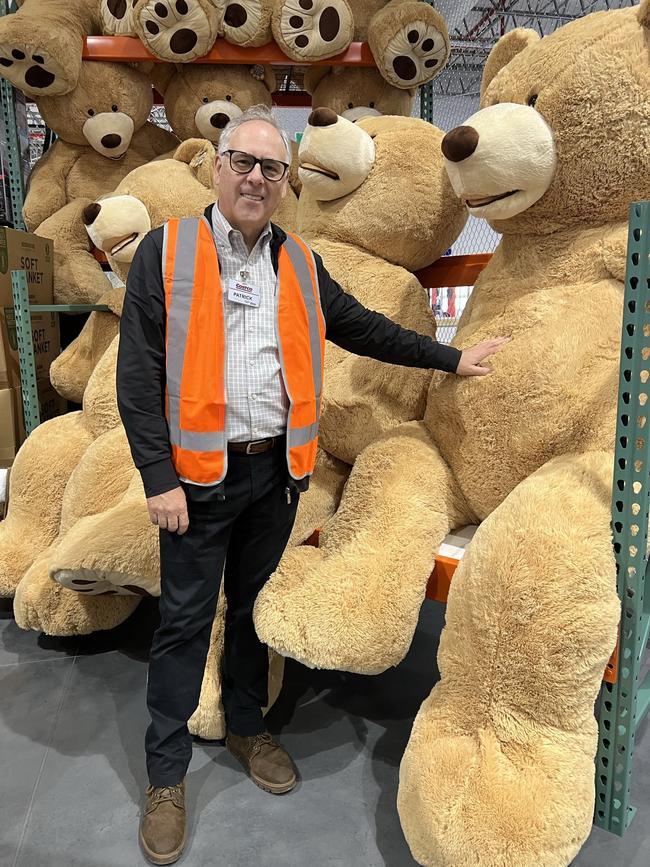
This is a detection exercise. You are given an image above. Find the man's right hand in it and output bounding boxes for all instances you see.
[456,336,510,376]
[146,486,189,535]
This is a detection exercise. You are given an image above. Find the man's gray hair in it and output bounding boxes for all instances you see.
[218,104,292,164]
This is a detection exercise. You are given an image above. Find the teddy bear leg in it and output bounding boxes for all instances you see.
[0,412,93,598]
[368,0,450,90]
[254,421,470,673]
[99,0,138,35]
[0,0,93,96]
[271,0,353,62]
[398,451,620,867]
[14,549,140,635]
[218,0,273,47]
[133,0,221,61]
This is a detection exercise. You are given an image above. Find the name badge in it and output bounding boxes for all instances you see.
[228,278,261,308]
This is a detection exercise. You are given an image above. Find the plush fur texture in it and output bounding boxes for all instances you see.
[395,5,648,865]
[253,113,467,662]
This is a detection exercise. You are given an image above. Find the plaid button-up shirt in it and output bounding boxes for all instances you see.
[211,205,289,443]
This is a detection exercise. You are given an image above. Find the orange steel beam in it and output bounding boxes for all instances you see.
[83,35,375,66]
[415,253,492,288]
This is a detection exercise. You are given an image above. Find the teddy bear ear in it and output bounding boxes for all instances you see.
[639,0,650,29]
[173,138,217,188]
[250,64,277,93]
[303,66,329,94]
[480,28,540,101]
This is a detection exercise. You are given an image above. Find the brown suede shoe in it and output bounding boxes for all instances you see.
[139,780,187,865]
[226,732,297,794]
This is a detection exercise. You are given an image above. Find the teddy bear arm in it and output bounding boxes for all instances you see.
[50,309,121,404]
[254,421,470,673]
[399,450,620,867]
[601,223,631,284]
[23,141,79,230]
[0,411,93,597]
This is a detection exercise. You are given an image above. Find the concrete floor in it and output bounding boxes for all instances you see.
[1,596,648,867]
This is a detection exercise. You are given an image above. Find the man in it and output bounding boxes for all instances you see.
[117,104,508,866]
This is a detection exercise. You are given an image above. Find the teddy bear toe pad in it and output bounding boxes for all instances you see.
[274,0,353,61]
[0,44,68,95]
[136,0,219,60]
[54,568,152,597]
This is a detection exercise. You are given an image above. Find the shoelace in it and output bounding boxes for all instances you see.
[148,785,184,811]
[250,732,275,757]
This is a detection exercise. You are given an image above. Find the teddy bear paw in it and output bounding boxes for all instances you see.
[100,0,137,35]
[273,0,353,61]
[14,563,140,636]
[134,0,220,61]
[53,567,153,598]
[0,43,70,95]
[370,4,449,90]
[220,0,270,46]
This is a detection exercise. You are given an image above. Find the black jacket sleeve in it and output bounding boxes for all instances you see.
[315,254,461,374]
[116,229,180,498]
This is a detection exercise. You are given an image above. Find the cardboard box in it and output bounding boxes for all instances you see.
[0,225,57,389]
[0,379,66,465]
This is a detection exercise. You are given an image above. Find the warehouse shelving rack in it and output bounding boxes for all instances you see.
[1,0,648,838]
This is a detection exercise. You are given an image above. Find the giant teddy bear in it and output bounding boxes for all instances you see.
[254,3,650,865]
[24,59,179,304]
[0,0,450,96]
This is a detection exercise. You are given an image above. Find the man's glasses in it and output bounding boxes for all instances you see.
[223,149,289,182]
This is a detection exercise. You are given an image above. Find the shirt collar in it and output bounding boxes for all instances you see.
[212,203,272,254]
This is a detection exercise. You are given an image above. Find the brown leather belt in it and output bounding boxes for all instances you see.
[228,437,278,455]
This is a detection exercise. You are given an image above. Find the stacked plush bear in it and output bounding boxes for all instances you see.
[0,0,449,98]
[255,3,650,865]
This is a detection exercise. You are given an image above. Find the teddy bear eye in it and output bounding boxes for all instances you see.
[111,104,118,112]
[369,101,375,108]
[347,102,353,109]
[87,108,95,116]
[226,95,232,102]
[527,94,538,108]
[202,96,209,103]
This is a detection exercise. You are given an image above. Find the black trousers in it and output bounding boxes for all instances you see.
[145,440,299,787]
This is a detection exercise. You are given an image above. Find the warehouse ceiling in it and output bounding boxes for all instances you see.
[433,0,637,95]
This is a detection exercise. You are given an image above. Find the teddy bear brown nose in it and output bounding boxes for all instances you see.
[101,133,122,149]
[211,112,230,129]
[82,202,101,226]
[308,108,338,128]
[441,126,480,162]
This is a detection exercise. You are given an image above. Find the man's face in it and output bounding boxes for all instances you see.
[214,120,289,235]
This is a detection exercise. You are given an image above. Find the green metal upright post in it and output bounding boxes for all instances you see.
[595,201,650,835]
[11,269,39,432]
[0,0,26,230]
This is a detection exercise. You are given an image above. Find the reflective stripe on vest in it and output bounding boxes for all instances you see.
[162,217,325,486]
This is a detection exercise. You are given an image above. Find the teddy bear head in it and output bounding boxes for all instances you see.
[303,66,414,122]
[152,63,277,143]
[35,61,154,159]
[441,2,650,235]
[297,109,466,271]
[82,139,218,279]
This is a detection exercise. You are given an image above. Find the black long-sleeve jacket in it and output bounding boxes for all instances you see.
[116,204,461,498]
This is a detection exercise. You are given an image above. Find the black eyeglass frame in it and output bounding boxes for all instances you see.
[223,149,289,182]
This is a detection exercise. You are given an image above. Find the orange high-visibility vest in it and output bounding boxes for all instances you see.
[162,216,325,486]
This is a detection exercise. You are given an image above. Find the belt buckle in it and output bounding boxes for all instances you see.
[245,438,267,454]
